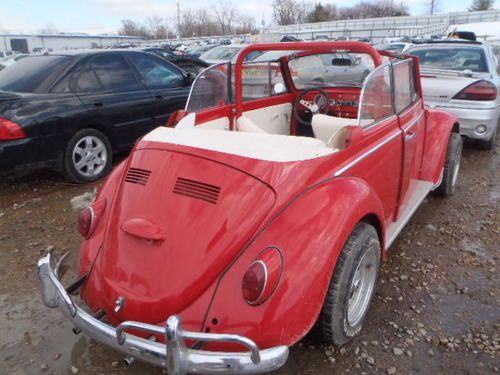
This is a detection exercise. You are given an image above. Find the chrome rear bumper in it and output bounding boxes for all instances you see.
[37,252,289,374]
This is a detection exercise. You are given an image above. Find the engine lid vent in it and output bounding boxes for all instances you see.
[173,177,221,204]
[124,168,151,186]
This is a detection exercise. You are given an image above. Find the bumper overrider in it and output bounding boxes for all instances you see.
[37,252,289,374]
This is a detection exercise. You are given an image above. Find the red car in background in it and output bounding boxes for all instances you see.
[38,42,462,374]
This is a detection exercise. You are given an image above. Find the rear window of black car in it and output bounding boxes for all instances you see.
[0,55,72,93]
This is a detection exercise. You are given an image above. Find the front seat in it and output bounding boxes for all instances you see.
[311,114,357,149]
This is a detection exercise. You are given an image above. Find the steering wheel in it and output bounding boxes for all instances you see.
[294,88,332,126]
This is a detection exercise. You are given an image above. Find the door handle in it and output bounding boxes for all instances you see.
[92,101,103,107]
[405,132,416,141]
[155,95,163,100]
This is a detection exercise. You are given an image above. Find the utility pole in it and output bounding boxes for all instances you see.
[177,1,181,38]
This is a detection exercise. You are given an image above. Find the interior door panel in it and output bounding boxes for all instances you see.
[243,103,292,135]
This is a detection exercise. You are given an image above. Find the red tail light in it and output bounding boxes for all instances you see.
[78,199,107,239]
[453,80,497,101]
[242,247,283,305]
[0,118,26,141]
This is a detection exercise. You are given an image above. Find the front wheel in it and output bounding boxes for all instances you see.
[319,222,381,346]
[433,132,462,196]
[64,129,112,183]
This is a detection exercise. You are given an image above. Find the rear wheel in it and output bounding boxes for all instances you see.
[64,129,112,183]
[319,222,381,346]
[433,132,462,196]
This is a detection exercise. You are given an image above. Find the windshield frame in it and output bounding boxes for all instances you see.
[185,61,233,112]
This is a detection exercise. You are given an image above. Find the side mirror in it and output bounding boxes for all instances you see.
[354,57,362,65]
[273,82,286,94]
[186,72,196,84]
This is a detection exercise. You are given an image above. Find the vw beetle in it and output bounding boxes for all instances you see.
[38,42,462,374]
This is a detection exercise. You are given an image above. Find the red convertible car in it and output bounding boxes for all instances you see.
[38,42,462,374]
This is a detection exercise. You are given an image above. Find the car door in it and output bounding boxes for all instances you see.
[348,64,404,226]
[393,59,426,217]
[73,52,155,150]
[126,52,191,126]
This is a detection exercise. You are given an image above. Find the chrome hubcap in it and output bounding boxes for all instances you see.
[72,136,107,177]
[347,246,378,327]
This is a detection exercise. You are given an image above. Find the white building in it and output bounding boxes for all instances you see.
[0,33,143,53]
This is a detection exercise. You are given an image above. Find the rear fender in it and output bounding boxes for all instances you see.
[421,109,459,183]
[203,177,385,349]
[78,159,128,277]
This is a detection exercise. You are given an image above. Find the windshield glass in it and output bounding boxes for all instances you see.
[408,47,488,73]
[186,63,231,112]
[202,46,241,61]
[288,52,375,89]
[0,55,72,92]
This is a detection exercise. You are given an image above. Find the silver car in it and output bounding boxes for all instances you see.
[289,53,372,86]
[407,41,500,149]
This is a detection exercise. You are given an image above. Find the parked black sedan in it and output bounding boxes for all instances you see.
[139,47,209,74]
[0,50,194,182]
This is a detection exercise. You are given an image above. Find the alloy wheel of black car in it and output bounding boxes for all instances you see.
[64,129,112,183]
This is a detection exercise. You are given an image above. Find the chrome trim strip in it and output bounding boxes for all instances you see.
[37,252,289,375]
[334,130,401,176]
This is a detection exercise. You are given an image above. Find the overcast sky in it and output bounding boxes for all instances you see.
[0,0,493,35]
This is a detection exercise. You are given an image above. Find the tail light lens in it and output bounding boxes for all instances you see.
[453,80,497,101]
[78,199,106,239]
[0,118,26,141]
[242,247,283,305]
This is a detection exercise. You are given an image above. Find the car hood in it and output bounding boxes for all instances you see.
[419,69,490,103]
[84,146,276,324]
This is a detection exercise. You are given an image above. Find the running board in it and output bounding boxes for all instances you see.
[385,180,434,249]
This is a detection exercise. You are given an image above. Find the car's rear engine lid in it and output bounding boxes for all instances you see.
[95,148,276,323]
[140,126,335,162]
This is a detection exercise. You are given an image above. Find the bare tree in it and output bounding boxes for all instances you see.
[118,19,149,38]
[177,6,255,38]
[39,23,59,34]
[214,1,238,35]
[272,0,300,26]
[468,0,495,11]
[146,16,169,39]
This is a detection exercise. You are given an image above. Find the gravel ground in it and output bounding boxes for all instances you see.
[0,142,498,375]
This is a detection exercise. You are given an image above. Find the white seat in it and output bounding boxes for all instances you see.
[311,114,358,149]
[237,116,267,133]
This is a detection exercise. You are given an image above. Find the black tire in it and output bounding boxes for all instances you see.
[319,222,381,346]
[475,124,497,150]
[433,132,463,196]
[64,128,112,183]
